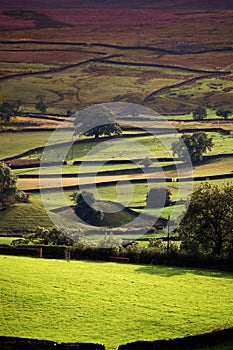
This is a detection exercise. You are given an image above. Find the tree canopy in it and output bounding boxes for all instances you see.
[35,95,47,114]
[0,99,22,123]
[172,132,213,164]
[192,106,207,121]
[73,191,104,226]
[74,104,122,139]
[216,108,232,119]
[0,162,17,210]
[179,183,233,256]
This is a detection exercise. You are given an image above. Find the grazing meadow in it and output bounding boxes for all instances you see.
[0,256,233,350]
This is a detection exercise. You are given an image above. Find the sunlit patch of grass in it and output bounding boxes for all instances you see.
[0,256,233,350]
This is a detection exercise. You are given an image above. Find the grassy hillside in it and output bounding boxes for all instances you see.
[0,202,54,233]
[0,256,232,350]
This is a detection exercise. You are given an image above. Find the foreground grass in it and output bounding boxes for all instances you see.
[0,256,232,350]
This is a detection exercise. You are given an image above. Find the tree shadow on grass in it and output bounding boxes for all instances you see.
[135,265,233,279]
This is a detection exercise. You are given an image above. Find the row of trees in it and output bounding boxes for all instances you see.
[0,96,48,123]
[8,183,233,259]
[192,106,232,120]
[73,105,214,165]
[71,183,233,257]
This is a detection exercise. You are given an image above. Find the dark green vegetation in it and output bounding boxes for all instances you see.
[172,132,214,164]
[0,99,22,123]
[0,162,16,210]
[179,183,233,256]
[73,191,104,226]
[74,104,122,139]
[0,256,233,350]
[192,106,207,121]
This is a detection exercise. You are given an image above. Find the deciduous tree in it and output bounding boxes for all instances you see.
[0,99,22,123]
[192,106,207,121]
[73,191,103,226]
[179,183,233,256]
[216,108,232,119]
[35,95,47,114]
[74,105,122,139]
[172,132,213,164]
[147,187,172,208]
[0,162,17,210]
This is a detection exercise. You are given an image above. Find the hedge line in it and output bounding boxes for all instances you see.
[0,245,40,257]
[119,327,233,350]
[1,244,232,270]
[0,336,104,350]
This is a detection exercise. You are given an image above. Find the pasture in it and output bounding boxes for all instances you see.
[0,124,232,235]
[0,202,55,232]
[0,131,53,160]
[0,256,233,350]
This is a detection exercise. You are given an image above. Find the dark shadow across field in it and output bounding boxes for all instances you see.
[135,265,233,279]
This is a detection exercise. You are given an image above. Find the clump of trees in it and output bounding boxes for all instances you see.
[172,132,213,164]
[216,108,232,119]
[12,226,74,246]
[72,191,104,226]
[192,106,207,121]
[0,162,17,210]
[0,99,22,123]
[74,104,122,139]
[179,183,233,256]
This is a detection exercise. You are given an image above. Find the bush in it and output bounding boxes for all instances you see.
[15,190,30,203]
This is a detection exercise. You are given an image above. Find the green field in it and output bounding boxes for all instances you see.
[0,62,200,115]
[1,178,232,234]
[0,256,232,350]
[0,237,23,245]
[0,202,55,232]
[0,131,53,160]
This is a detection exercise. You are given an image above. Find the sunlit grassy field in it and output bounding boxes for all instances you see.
[0,256,233,350]
[0,202,55,232]
[0,131,53,160]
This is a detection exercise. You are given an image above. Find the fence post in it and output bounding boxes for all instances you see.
[65,251,71,261]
